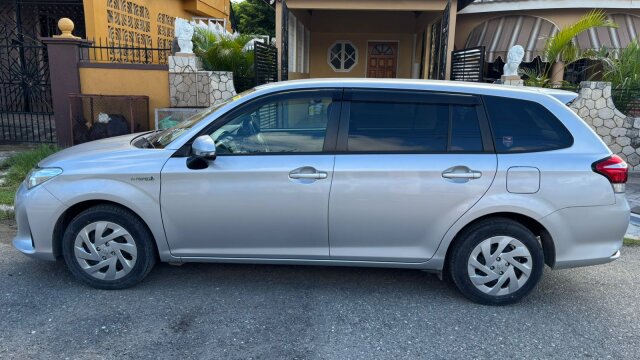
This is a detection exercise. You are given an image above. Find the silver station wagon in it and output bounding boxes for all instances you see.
[13,79,629,305]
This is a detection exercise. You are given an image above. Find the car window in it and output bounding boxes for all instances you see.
[148,88,256,148]
[210,95,333,154]
[347,101,483,152]
[450,105,483,152]
[484,96,573,153]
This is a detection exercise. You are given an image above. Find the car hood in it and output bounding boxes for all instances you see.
[39,133,166,168]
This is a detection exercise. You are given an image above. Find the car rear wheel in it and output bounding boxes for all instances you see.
[62,205,156,289]
[449,218,544,305]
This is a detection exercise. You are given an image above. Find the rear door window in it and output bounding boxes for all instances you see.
[484,96,573,153]
[345,92,484,152]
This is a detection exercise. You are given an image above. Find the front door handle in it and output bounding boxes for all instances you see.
[442,168,482,180]
[289,167,328,180]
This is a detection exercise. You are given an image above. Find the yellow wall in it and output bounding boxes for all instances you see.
[83,0,231,49]
[79,67,169,129]
[309,33,415,78]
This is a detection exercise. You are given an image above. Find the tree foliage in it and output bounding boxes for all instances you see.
[233,0,275,37]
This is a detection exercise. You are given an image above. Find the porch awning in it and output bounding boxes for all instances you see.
[465,15,558,63]
[574,13,640,55]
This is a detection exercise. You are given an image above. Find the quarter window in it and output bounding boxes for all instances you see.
[347,100,483,152]
[328,41,358,72]
[210,95,334,154]
[484,96,573,153]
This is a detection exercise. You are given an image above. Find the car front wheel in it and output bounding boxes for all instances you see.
[449,218,544,305]
[62,205,156,289]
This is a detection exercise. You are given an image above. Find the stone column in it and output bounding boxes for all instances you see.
[41,18,92,147]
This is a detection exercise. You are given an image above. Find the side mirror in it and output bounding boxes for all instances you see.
[191,135,217,161]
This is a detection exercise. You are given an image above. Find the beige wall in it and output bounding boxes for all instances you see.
[79,67,169,129]
[289,72,311,80]
[455,8,640,50]
[310,33,414,78]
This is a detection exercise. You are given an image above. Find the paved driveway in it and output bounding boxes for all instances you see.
[0,220,638,359]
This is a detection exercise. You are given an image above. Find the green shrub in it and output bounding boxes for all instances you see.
[0,145,61,206]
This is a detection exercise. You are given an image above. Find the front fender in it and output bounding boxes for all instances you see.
[44,178,176,262]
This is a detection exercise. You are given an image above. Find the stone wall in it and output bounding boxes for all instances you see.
[569,81,640,170]
[168,55,237,108]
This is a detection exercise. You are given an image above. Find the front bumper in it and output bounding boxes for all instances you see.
[12,183,67,261]
[541,193,629,269]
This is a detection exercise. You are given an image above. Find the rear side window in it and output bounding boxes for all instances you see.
[347,101,483,152]
[484,96,573,153]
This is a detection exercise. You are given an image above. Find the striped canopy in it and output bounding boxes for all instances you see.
[574,13,640,55]
[467,13,640,63]
[465,15,558,63]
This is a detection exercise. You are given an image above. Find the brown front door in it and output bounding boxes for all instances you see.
[367,42,398,78]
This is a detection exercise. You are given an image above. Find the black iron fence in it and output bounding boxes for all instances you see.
[79,38,172,65]
[612,88,640,118]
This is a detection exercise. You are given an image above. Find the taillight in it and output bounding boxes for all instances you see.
[592,155,628,193]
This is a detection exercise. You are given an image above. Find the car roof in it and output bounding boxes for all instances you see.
[254,78,578,104]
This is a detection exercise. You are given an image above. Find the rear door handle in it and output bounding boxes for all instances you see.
[442,169,482,179]
[289,167,328,180]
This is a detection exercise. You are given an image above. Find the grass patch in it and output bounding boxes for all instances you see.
[624,238,640,247]
[0,144,60,207]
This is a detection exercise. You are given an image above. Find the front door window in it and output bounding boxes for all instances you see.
[209,94,335,154]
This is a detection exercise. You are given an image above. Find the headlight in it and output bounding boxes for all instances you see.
[26,168,63,189]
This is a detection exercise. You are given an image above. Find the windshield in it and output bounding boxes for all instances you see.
[147,89,256,148]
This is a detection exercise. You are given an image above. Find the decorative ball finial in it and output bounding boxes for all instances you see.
[55,18,79,39]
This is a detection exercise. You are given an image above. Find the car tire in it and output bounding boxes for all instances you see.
[449,218,544,305]
[62,204,156,289]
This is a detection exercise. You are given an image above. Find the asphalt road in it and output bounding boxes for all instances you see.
[1,220,639,360]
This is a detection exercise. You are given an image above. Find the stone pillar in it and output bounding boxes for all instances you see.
[570,81,640,170]
[41,18,91,147]
[168,55,236,108]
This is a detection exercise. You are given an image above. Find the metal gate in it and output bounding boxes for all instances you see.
[254,42,278,86]
[0,0,84,143]
[428,0,450,80]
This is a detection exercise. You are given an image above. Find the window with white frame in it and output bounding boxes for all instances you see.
[287,12,310,74]
[328,41,358,72]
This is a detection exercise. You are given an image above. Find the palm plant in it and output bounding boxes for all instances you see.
[192,28,256,92]
[520,10,618,87]
[600,39,640,114]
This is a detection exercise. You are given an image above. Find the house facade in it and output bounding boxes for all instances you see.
[275,0,640,82]
[0,0,232,143]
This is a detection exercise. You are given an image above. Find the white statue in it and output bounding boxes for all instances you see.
[503,45,525,77]
[175,18,194,54]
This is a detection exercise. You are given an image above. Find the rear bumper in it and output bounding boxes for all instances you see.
[12,183,67,261]
[541,193,629,269]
